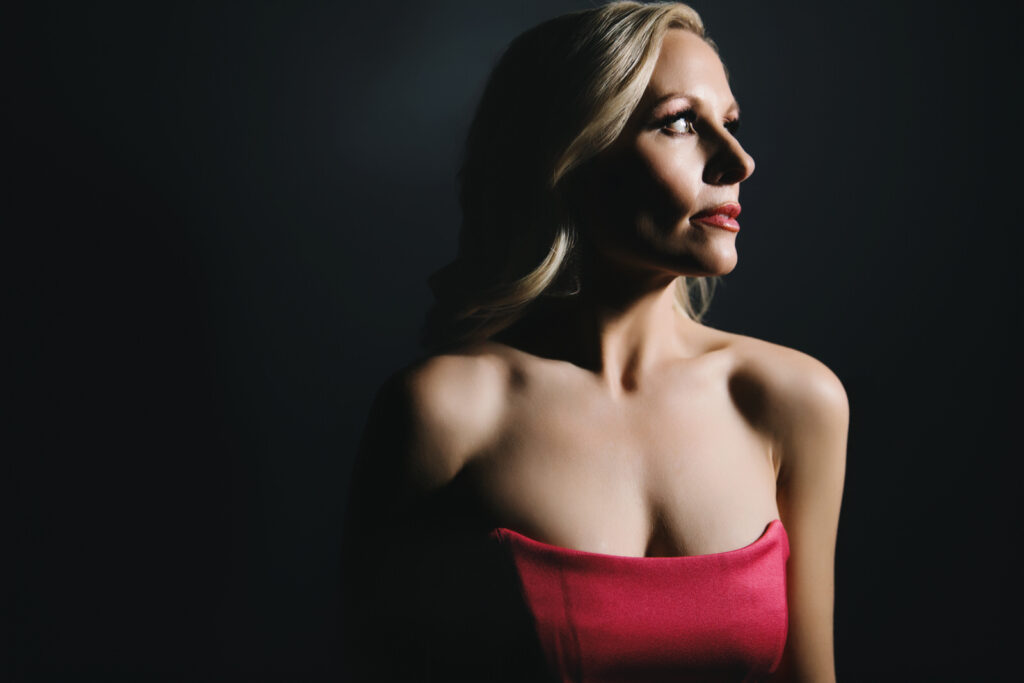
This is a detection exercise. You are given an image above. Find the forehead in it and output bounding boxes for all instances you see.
[643,29,734,109]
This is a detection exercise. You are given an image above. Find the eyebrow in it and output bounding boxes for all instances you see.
[650,92,741,118]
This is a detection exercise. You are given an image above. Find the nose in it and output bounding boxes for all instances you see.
[703,133,755,186]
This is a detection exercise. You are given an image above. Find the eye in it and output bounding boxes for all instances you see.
[658,110,741,137]
[661,110,696,135]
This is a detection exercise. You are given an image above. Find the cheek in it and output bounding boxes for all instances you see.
[636,143,701,215]
[583,141,702,242]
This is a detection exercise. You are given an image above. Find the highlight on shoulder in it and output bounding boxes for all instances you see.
[379,345,513,493]
[718,331,849,456]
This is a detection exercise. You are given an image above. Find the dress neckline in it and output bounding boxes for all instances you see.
[492,518,785,562]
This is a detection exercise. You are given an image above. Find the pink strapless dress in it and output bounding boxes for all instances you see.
[487,519,790,683]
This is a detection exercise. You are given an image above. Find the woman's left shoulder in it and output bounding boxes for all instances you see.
[715,330,849,438]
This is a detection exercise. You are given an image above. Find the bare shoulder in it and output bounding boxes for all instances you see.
[363,343,512,494]
[704,327,849,463]
[734,333,846,420]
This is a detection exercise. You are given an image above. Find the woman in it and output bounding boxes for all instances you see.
[342,2,847,682]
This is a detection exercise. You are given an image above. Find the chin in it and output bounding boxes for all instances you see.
[675,245,737,278]
[708,250,738,276]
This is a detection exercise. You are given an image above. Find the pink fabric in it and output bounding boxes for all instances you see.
[490,520,789,683]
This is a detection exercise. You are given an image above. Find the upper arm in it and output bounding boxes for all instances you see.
[766,353,849,683]
[346,353,507,525]
[341,354,508,680]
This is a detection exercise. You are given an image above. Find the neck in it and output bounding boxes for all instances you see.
[496,258,705,395]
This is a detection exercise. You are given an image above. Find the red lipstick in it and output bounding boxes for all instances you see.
[691,202,741,232]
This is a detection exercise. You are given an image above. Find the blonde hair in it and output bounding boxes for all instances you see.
[421,1,720,351]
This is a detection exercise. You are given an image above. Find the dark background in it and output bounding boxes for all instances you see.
[14,1,1021,681]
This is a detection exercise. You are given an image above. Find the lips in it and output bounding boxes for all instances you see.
[691,202,741,232]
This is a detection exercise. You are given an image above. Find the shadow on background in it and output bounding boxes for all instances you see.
[14,1,1021,681]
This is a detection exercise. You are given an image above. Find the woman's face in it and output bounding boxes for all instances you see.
[581,29,755,280]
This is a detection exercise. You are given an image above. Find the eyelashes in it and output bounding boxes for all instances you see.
[661,110,697,134]
[658,109,741,137]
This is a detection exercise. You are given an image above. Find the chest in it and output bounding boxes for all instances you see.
[466,365,780,557]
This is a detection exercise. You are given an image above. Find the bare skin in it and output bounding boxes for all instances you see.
[346,29,847,683]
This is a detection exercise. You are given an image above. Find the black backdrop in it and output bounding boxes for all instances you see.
[14,1,1022,681]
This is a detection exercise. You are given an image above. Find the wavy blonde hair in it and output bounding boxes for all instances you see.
[421,1,720,351]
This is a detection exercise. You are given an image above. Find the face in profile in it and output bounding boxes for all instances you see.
[580,29,756,280]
